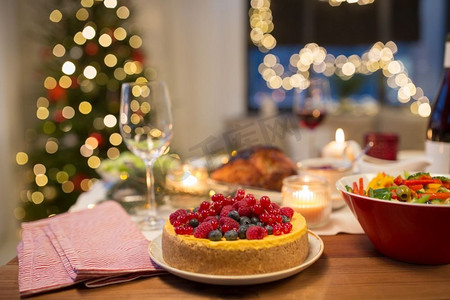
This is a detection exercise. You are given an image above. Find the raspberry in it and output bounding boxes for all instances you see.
[260,196,271,208]
[169,209,187,225]
[193,222,214,239]
[211,193,225,202]
[271,203,281,210]
[246,226,266,240]
[280,207,294,219]
[219,217,240,230]
[220,205,233,218]
[232,201,240,211]
[203,216,217,223]
[238,203,253,218]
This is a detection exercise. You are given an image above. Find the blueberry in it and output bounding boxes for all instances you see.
[224,230,238,241]
[265,225,273,235]
[282,215,290,223]
[240,216,251,225]
[189,218,199,228]
[250,217,260,224]
[238,225,249,239]
[193,206,199,213]
[228,210,240,222]
[256,221,264,227]
[208,229,222,241]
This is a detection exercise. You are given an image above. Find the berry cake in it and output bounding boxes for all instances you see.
[161,190,309,275]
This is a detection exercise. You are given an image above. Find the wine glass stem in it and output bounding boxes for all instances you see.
[308,129,315,158]
[145,160,157,218]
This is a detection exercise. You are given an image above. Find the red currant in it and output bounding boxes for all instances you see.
[260,196,271,208]
[260,213,270,223]
[252,203,264,215]
[273,224,282,235]
[184,226,194,235]
[235,189,245,200]
[211,193,225,202]
[177,214,187,224]
[174,226,184,234]
[270,208,281,216]
[245,194,256,206]
[223,196,233,206]
[282,222,293,234]
[199,201,210,211]
[221,224,232,233]
[275,215,283,224]
[209,219,219,230]
[213,200,224,212]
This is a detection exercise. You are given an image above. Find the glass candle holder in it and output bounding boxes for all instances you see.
[364,132,399,161]
[282,174,331,228]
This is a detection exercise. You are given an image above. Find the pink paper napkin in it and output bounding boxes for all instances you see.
[17,201,165,297]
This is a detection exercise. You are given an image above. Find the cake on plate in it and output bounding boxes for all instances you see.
[161,190,309,275]
[210,146,297,191]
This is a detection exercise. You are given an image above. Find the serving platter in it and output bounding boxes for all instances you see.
[148,230,324,285]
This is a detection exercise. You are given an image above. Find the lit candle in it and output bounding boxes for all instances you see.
[322,128,346,159]
[322,128,361,160]
[165,164,208,194]
[282,175,331,228]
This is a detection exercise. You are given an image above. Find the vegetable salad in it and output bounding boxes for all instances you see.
[346,172,450,205]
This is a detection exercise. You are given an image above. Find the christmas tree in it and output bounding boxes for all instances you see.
[16,0,156,221]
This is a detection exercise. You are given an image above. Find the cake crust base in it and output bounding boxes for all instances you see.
[162,221,309,275]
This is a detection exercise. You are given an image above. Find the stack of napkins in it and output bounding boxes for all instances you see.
[17,201,165,297]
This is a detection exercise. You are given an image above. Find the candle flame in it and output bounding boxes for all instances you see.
[183,174,198,187]
[335,128,345,143]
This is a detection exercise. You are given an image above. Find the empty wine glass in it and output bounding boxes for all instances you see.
[293,77,330,157]
[119,81,173,230]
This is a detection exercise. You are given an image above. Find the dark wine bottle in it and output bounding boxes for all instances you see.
[425,35,450,173]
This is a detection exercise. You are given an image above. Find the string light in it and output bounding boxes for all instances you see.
[249,0,431,117]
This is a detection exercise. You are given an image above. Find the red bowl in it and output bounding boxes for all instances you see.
[336,173,450,265]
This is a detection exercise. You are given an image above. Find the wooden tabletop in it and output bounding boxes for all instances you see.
[1,234,449,299]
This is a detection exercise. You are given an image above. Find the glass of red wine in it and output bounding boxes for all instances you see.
[293,77,330,157]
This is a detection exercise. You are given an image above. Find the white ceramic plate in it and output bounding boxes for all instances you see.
[148,230,324,285]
